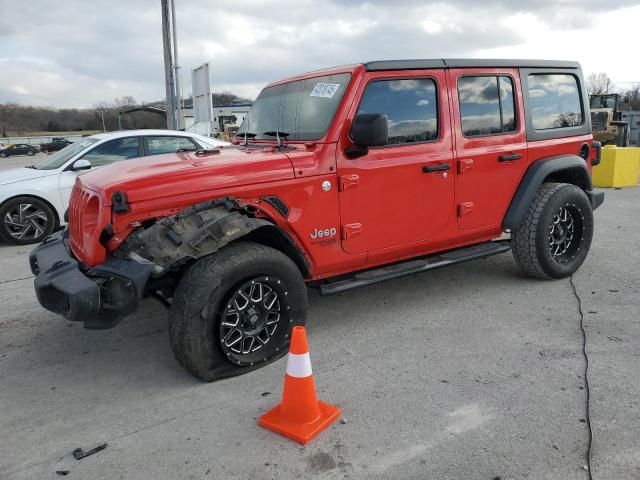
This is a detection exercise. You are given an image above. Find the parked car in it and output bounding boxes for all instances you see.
[0,143,38,158]
[30,59,603,382]
[40,138,73,153]
[0,130,228,244]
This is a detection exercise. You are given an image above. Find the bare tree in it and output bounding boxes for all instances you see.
[0,103,19,137]
[587,72,613,95]
[622,84,640,110]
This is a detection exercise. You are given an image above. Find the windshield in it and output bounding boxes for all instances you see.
[590,95,617,110]
[33,138,98,170]
[239,72,351,141]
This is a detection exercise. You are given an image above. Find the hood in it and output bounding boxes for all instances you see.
[79,146,296,204]
[0,167,57,186]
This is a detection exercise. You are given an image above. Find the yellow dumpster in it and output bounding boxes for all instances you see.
[592,146,640,188]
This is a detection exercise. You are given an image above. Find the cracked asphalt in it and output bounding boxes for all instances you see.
[1,156,638,479]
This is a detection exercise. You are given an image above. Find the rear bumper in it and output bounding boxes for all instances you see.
[587,190,605,210]
[29,230,152,329]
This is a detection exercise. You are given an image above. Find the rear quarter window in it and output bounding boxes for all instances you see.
[527,74,583,130]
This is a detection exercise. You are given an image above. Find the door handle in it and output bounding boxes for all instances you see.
[422,163,451,173]
[498,154,521,162]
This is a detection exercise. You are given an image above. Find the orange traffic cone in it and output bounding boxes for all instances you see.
[258,326,340,444]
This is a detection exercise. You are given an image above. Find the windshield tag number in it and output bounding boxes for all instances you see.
[310,83,340,98]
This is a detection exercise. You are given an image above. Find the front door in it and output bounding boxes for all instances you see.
[448,68,528,230]
[58,136,142,207]
[337,70,455,254]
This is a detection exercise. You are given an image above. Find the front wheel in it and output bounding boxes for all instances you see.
[168,242,308,382]
[0,196,57,245]
[27,150,35,156]
[512,183,594,279]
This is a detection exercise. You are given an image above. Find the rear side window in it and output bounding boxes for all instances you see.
[458,76,516,136]
[527,74,583,130]
[356,78,438,146]
[147,136,198,155]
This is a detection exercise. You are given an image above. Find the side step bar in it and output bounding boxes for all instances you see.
[319,240,511,295]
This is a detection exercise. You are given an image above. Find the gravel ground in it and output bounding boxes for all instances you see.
[0,156,638,479]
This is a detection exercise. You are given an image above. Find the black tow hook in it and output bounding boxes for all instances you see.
[72,442,108,460]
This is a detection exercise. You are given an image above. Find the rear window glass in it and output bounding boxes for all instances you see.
[527,74,583,130]
[458,76,516,136]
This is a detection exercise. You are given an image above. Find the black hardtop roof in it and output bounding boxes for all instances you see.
[365,59,581,71]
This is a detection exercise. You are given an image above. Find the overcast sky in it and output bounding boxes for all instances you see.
[1,0,638,108]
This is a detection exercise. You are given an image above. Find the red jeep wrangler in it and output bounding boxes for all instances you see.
[30,59,604,381]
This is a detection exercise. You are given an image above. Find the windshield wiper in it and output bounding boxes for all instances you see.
[263,131,290,149]
[25,164,37,169]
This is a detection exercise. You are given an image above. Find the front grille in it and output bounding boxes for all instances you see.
[68,185,98,263]
[591,111,608,131]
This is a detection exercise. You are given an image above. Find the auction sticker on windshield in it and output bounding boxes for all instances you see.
[310,83,340,98]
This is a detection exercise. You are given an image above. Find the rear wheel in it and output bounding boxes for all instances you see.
[512,183,593,279]
[168,242,307,382]
[27,150,35,156]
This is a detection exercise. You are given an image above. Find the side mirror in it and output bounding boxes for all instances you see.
[71,159,92,171]
[346,113,388,159]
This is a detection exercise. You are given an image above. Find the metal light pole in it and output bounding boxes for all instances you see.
[170,0,184,130]
[161,0,177,130]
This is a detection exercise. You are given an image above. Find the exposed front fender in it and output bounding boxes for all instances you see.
[115,197,272,275]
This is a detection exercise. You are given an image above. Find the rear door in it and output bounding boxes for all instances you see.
[449,68,528,230]
[337,69,455,254]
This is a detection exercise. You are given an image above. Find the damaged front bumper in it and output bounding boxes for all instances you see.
[29,230,152,329]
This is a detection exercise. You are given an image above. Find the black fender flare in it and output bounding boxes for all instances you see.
[503,155,597,230]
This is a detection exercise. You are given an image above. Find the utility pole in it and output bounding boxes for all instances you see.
[161,0,177,130]
[169,0,183,130]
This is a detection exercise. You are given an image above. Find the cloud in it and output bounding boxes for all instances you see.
[529,89,547,98]
[416,99,430,106]
[0,0,638,107]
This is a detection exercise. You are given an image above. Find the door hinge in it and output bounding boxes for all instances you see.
[458,159,474,174]
[339,174,360,191]
[457,202,474,217]
[341,223,362,240]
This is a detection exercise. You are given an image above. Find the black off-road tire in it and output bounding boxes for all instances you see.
[168,242,307,382]
[512,182,594,279]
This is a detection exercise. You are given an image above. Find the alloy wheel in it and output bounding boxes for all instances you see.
[218,276,286,364]
[548,204,583,263]
[3,203,49,240]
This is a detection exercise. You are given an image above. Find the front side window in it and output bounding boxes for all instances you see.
[239,73,351,141]
[356,78,438,146]
[147,136,198,155]
[458,76,516,137]
[528,74,583,130]
[82,137,140,167]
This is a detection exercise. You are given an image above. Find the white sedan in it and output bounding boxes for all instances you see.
[0,129,228,245]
